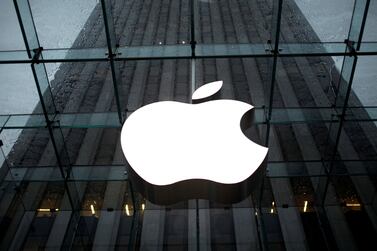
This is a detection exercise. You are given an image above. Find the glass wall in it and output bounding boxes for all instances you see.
[1,0,377,249]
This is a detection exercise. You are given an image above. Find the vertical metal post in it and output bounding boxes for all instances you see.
[264,0,283,147]
[127,180,139,249]
[100,0,123,124]
[257,1,283,250]
[320,0,370,205]
[14,0,83,248]
[14,0,75,198]
[190,0,197,97]
[188,3,200,250]
[14,0,74,171]
[13,0,37,59]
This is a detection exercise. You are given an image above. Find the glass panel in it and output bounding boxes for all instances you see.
[282,0,354,43]
[0,116,9,129]
[268,161,325,178]
[14,0,40,54]
[10,106,377,130]
[110,54,123,123]
[32,62,57,118]
[61,128,122,166]
[45,61,114,114]
[119,59,191,114]
[279,43,347,56]
[274,56,345,109]
[352,1,377,118]
[352,56,377,112]
[270,108,337,124]
[0,129,22,163]
[117,45,191,59]
[196,44,268,57]
[346,107,377,122]
[51,123,71,176]
[359,42,377,53]
[100,0,117,53]
[348,0,370,47]
[58,112,121,128]
[117,0,190,47]
[195,57,272,107]
[2,165,123,182]
[0,64,39,115]
[196,0,273,45]
[28,0,98,49]
[1,119,54,165]
[5,42,376,63]
[0,180,27,249]
[270,0,282,47]
[0,0,26,50]
[0,50,29,62]
[335,55,356,109]
[1,0,377,249]
[5,114,46,128]
[362,0,377,43]
[269,123,332,162]
[41,48,108,62]
[1,128,58,167]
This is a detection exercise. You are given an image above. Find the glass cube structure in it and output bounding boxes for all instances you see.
[1,0,377,249]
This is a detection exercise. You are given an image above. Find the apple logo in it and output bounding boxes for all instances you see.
[121,81,268,204]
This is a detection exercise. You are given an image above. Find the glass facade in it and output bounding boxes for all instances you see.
[0,0,377,249]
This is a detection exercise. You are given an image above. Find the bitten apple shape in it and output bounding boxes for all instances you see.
[121,81,268,188]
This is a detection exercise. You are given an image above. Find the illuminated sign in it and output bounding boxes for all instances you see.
[121,81,268,204]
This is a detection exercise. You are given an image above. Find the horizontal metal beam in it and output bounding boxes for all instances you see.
[1,42,377,64]
[0,108,325,130]
[4,160,377,182]
[1,107,377,130]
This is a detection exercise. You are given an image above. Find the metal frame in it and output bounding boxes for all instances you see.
[0,0,377,250]
[1,42,377,64]
[320,0,371,204]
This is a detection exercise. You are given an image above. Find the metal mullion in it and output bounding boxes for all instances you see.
[320,0,370,206]
[13,0,31,58]
[256,1,284,251]
[190,0,197,57]
[14,2,81,234]
[7,160,377,181]
[0,116,11,136]
[13,0,41,58]
[30,62,57,116]
[351,0,371,50]
[12,105,377,129]
[190,0,197,95]
[30,62,76,195]
[13,5,82,248]
[188,2,200,250]
[100,0,123,124]
[259,0,283,207]
[3,43,377,64]
[109,59,123,124]
[265,0,283,146]
[31,62,83,249]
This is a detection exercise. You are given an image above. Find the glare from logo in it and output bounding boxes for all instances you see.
[121,81,268,204]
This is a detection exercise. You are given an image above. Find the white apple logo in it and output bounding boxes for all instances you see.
[121,81,268,203]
